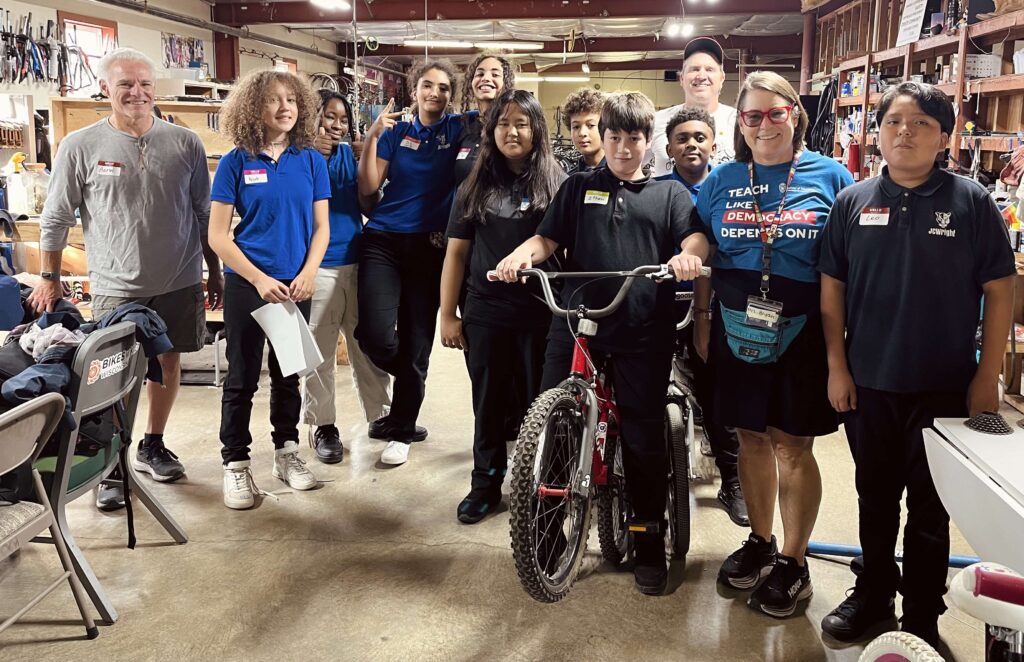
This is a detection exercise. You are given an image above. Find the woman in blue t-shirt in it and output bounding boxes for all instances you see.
[678,71,853,617]
[356,60,469,466]
[439,90,564,523]
[208,70,331,510]
[300,89,392,465]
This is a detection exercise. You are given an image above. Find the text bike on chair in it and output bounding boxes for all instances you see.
[487,263,709,603]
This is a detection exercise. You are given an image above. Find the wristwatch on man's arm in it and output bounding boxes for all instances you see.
[40,271,60,282]
[693,308,713,321]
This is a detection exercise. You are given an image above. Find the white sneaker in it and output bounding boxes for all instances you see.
[223,461,257,510]
[272,442,319,490]
[381,440,411,465]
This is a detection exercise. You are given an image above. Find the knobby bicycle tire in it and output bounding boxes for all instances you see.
[858,631,945,662]
[596,439,629,566]
[666,400,691,561]
[509,387,592,603]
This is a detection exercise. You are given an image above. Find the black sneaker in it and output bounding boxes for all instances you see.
[719,533,778,589]
[95,482,125,511]
[718,479,750,527]
[310,425,344,464]
[634,532,668,596]
[821,588,896,641]
[456,490,501,524]
[133,439,185,482]
[748,555,813,618]
[900,613,940,648]
[368,415,428,442]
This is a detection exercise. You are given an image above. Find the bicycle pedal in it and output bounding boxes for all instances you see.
[626,520,663,534]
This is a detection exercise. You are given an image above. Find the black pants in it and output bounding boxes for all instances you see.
[464,323,547,496]
[355,229,444,434]
[842,386,966,617]
[220,274,312,464]
[541,339,672,524]
[678,325,739,484]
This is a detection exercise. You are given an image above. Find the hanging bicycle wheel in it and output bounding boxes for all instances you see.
[509,387,592,603]
[858,631,945,662]
[665,399,691,561]
[596,437,630,566]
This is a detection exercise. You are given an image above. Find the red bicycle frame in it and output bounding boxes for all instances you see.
[569,334,619,488]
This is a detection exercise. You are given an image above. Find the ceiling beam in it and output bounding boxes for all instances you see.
[541,57,802,73]
[363,35,802,57]
[212,0,803,26]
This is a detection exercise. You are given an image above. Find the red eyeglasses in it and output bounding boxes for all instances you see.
[739,105,797,128]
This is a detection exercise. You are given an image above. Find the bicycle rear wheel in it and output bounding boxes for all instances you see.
[509,387,592,603]
[596,439,630,566]
[665,399,691,561]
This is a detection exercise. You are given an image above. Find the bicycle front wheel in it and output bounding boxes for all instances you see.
[858,631,945,662]
[666,399,691,561]
[509,387,592,603]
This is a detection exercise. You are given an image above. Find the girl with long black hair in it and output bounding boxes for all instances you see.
[439,89,565,523]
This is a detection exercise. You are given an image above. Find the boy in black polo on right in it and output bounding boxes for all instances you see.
[818,82,1016,647]
[496,92,695,595]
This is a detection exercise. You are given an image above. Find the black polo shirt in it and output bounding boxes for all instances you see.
[818,167,1016,393]
[565,155,607,176]
[537,167,692,351]
[454,114,483,187]
[447,173,565,330]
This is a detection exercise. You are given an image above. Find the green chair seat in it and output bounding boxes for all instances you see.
[35,435,123,494]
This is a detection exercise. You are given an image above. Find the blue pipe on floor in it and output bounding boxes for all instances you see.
[807,541,980,569]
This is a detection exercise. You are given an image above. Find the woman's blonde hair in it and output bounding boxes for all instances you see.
[220,69,319,156]
[733,71,808,163]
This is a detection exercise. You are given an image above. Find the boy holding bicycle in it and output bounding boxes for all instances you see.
[496,92,697,595]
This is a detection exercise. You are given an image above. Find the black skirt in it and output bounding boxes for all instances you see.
[709,268,838,438]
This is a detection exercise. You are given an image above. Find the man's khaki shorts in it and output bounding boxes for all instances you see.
[90,283,206,353]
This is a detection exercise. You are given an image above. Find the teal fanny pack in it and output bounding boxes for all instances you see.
[719,303,806,364]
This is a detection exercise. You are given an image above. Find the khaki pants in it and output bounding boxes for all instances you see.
[302,265,392,426]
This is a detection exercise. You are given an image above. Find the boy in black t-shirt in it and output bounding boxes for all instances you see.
[818,82,1016,646]
[496,92,696,595]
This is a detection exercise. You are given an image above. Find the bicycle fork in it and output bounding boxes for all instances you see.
[535,384,600,502]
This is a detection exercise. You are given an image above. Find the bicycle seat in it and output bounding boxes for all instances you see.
[949,562,1024,631]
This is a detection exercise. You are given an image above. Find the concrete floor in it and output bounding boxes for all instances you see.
[0,338,986,662]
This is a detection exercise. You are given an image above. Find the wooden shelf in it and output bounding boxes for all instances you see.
[968,74,1024,95]
[873,46,908,66]
[838,55,869,72]
[969,8,1024,45]
[869,91,883,105]
[935,82,958,96]
[910,31,960,59]
[838,95,866,107]
[960,135,1023,151]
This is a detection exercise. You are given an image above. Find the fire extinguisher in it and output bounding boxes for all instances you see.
[846,140,862,181]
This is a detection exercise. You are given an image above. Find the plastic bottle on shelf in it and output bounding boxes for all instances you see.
[4,152,28,216]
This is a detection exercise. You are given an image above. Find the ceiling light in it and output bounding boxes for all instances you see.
[582,62,591,73]
[516,75,544,82]
[473,41,545,50]
[402,39,474,48]
[311,0,351,9]
[667,23,681,37]
[681,24,695,37]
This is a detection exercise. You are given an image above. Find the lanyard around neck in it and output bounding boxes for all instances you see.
[747,151,801,298]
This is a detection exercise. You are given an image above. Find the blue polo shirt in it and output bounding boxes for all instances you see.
[369,112,472,234]
[323,143,362,267]
[655,168,708,203]
[211,145,331,280]
[695,150,852,283]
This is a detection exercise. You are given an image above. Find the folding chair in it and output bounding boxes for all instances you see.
[35,322,187,624]
[0,392,98,640]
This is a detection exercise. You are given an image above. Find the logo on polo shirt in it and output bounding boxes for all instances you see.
[928,211,956,237]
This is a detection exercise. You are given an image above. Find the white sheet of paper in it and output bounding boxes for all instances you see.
[251,300,324,378]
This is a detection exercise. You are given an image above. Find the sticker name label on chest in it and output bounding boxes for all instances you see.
[400,136,422,150]
[244,169,269,184]
[456,147,472,160]
[584,190,610,205]
[859,207,890,226]
[96,161,124,176]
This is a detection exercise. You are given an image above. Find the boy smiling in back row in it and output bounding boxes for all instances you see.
[496,92,696,595]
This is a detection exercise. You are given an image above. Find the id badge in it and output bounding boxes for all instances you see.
[745,296,783,329]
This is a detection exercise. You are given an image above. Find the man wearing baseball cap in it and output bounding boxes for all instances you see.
[650,36,737,176]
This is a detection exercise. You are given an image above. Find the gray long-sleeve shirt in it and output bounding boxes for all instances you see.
[40,117,211,297]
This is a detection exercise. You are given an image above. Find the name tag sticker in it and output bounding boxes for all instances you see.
[243,169,268,184]
[96,161,123,176]
[584,190,610,205]
[860,207,890,226]
[457,147,472,160]
[400,136,421,151]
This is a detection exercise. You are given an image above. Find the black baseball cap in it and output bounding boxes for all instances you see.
[683,37,724,66]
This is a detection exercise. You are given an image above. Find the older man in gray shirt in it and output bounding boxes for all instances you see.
[29,47,221,500]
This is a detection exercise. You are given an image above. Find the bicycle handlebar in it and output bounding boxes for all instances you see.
[486,264,711,320]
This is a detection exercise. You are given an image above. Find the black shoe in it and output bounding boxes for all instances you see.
[718,479,750,527]
[634,532,668,596]
[95,483,125,511]
[457,490,501,524]
[901,613,940,648]
[748,555,813,618]
[133,439,185,482]
[719,533,778,589]
[368,415,428,442]
[821,588,896,641]
[310,425,344,464]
